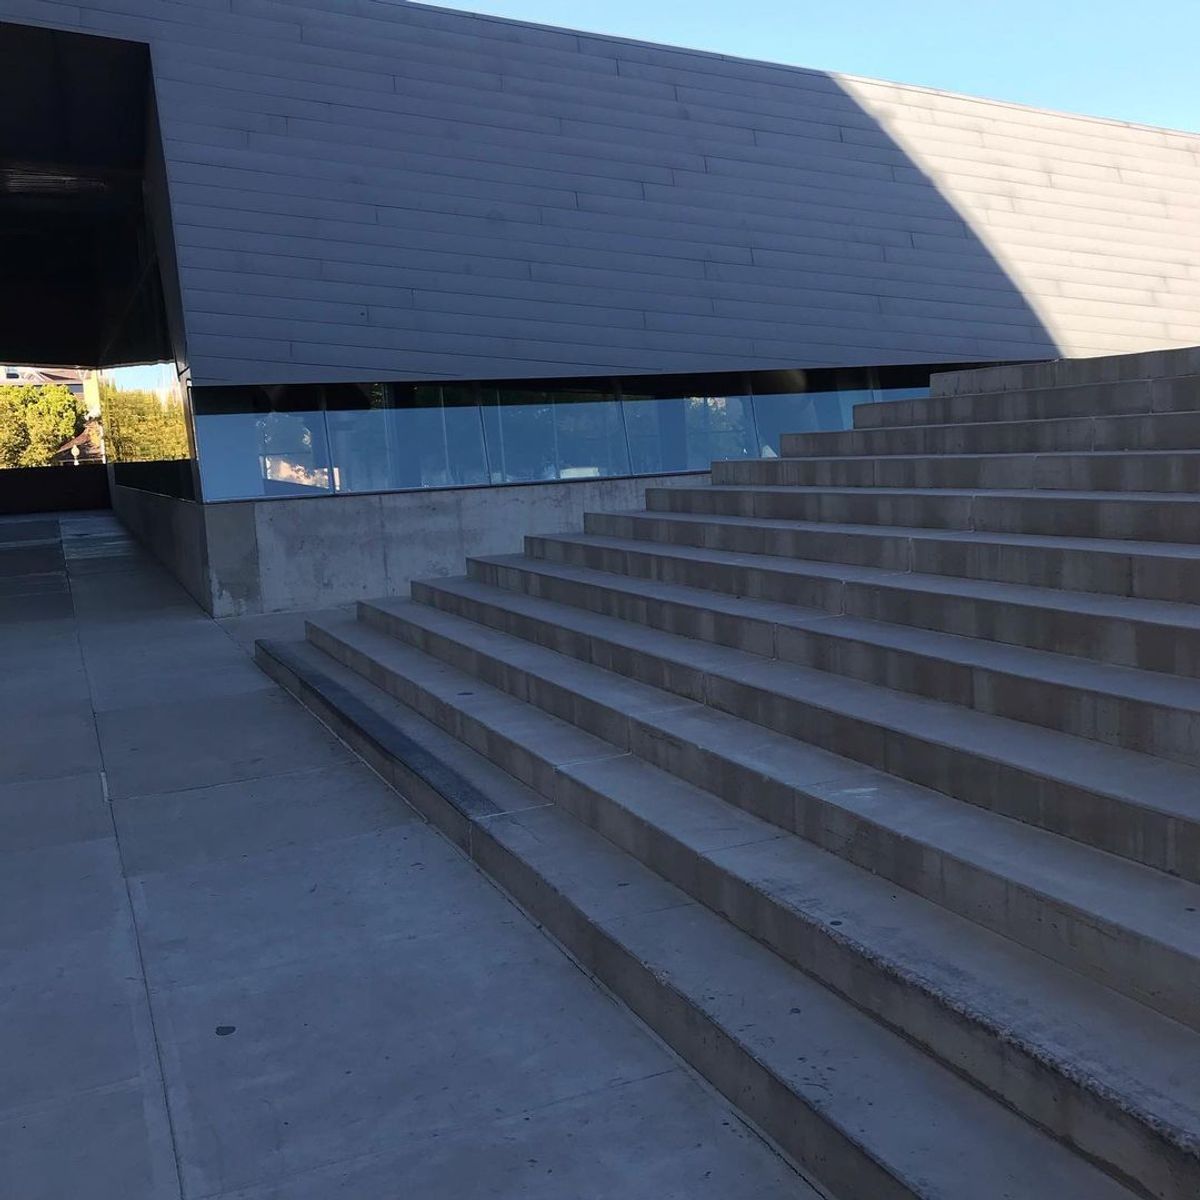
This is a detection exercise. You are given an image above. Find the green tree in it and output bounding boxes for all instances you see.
[0,384,81,469]
[0,388,26,467]
[100,381,190,462]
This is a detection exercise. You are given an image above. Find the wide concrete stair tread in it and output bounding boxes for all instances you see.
[589,507,1200,562]
[392,573,1200,876]
[663,483,1200,506]
[586,508,1200,600]
[528,532,1200,681]
[256,348,1200,1199]
[373,584,1200,848]
[335,600,1200,1002]
[857,373,1200,429]
[785,410,1200,456]
[266,631,1191,1198]
[721,449,1200,490]
[928,352,1200,400]
[471,552,1200,759]
[648,484,1200,542]
[535,530,1200,633]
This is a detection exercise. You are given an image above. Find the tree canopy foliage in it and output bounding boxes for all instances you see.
[99,380,190,463]
[0,384,82,469]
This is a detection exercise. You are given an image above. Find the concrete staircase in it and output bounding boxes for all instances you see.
[258,346,1200,1200]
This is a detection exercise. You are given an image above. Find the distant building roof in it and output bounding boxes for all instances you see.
[49,417,105,465]
[1,365,89,393]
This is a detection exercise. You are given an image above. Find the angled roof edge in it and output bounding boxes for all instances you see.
[391,0,1200,139]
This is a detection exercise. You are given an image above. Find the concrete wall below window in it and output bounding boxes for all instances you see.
[111,481,210,608]
[114,472,709,617]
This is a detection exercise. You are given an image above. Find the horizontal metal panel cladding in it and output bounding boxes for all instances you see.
[3,0,1198,385]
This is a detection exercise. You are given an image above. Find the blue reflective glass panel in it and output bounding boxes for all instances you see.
[750,390,873,453]
[481,395,630,484]
[622,395,756,473]
[326,405,488,494]
[195,412,331,501]
[875,385,932,403]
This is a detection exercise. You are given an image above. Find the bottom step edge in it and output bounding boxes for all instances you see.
[253,635,1143,1200]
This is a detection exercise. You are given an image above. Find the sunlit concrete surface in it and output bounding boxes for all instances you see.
[0,510,810,1200]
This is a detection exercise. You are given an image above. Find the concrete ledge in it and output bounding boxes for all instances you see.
[207,473,711,618]
[111,484,210,608]
[113,473,710,617]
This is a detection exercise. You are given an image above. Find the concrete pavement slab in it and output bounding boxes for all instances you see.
[0,771,109,854]
[96,687,353,799]
[151,915,679,1197]
[1,968,150,1115]
[130,824,498,989]
[0,1083,179,1200]
[0,702,101,787]
[213,1068,809,1200]
[113,762,411,876]
[0,511,807,1197]
[0,838,129,981]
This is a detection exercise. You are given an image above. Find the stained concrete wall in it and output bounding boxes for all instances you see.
[4,1,1199,386]
[116,472,710,617]
[111,482,210,608]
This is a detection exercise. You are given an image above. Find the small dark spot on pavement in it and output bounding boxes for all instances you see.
[215,1025,236,1037]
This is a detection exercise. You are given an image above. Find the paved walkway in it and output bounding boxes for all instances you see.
[0,510,804,1199]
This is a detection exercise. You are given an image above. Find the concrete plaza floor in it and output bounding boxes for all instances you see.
[0,510,805,1199]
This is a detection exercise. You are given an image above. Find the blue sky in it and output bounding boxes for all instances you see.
[419,0,1198,132]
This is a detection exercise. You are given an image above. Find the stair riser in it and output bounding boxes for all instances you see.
[908,538,1200,605]
[787,410,1200,457]
[470,822,914,1200]
[587,510,915,571]
[369,597,1200,1029]
[415,570,1200,882]
[534,533,848,617]
[553,767,1188,1199]
[473,557,778,658]
[716,454,1200,492]
[259,642,914,1200]
[530,536,1200,679]
[471,558,1200,759]
[584,511,1200,603]
[930,350,1200,400]
[786,420,1094,457]
[287,627,1191,1196]
[858,376,1200,429]
[849,580,1200,679]
[645,487,1200,544]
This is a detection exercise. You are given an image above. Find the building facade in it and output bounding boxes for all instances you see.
[2,1,1198,609]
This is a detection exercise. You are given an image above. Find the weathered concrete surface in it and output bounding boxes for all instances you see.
[268,347,1200,1199]
[0,511,810,1199]
[116,471,711,617]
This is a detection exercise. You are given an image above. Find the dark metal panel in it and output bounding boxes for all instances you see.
[6,0,1196,383]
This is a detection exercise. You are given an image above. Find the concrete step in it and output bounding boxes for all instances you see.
[528,531,1200,677]
[339,598,1200,1028]
[785,410,1200,457]
[255,635,1147,1200]
[716,450,1200,492]
[405,571,1200,883]
[466,552,1200,764]
[585,508,1200,602]
[858,372,1200,430]
[929,346,1200,400]
[645,483,1200,543]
